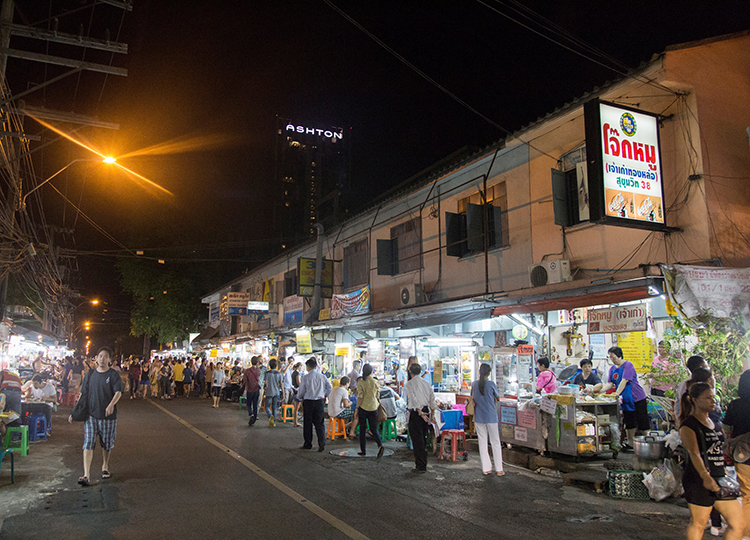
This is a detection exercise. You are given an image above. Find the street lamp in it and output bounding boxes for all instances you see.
[20,157,117,210]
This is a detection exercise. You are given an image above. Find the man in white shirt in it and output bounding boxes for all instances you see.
[26,375,58,403]
[296,357,332,452]
[405,362,436,473]
[282,357,294,404]
[328,376,354,429]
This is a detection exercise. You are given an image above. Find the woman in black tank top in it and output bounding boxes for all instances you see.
[679,382,745,539]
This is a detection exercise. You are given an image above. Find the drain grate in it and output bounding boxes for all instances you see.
[34,488,106,514]
[567,514,614,523]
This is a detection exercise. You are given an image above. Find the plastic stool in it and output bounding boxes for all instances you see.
[2,426,29,456]
[239,396,246,411]
[0,448,14,483]
[327,417,347,440]
[379,418,397,441]
[61,393,80,407]
[280,404,295,423]
[439,429,468,462]
[28,415,47,442]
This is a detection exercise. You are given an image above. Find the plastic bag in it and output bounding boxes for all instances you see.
[643,458,677,501]
[610,421,621,451]
[664,429,682,451]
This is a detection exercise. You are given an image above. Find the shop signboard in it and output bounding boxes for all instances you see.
[226,292,250,316]
[283,295,304,324]
[589,333,607,359]
[433,359,443,383]
[616,331,655,373]
[257,318,271,331]
[209,301,220,325]
[584,99,666,230]
[297,258,334,298]
[517,409,536,429]
[247,301,269,314]
[588,302,647,334]
[367,339,384,362]
[296,330,312,354]
[500,406,516,425]
[330,285,371,319]
[318,308,331,321]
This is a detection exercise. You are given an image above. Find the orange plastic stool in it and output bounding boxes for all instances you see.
[280,404,295,423]
[327,417,347,440]
[439,429,468,462]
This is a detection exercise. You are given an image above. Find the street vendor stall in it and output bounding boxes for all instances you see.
[543,393,620,458]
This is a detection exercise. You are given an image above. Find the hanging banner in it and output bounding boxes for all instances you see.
[296,330,312,354]
[330,285,371,319]
[588,303,647,334]
[297,258,334,298]
[585,99,666,230]
[661,264,750,324]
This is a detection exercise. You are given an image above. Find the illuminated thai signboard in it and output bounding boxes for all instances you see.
[286,124,343,140]
[584,99,666,230]
[297,258,334,298]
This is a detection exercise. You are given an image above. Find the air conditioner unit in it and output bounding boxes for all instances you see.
[529,259,571,287]
[400,283,424,307]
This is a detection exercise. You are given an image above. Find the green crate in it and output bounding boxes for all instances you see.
[608,469,649,500]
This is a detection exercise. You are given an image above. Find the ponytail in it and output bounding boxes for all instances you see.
[678,381,711,426]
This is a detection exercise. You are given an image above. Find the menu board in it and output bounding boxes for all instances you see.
[616,332,655,373]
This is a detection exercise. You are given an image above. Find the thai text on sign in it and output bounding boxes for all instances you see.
[587,302,647,334]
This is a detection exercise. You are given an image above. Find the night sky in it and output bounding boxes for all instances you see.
[6,0,749,318]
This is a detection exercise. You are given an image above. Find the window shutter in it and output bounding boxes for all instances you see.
[445,212,467,257]
[551,168,571,227]
[466,203,484,252]
[489,205,504,249]
[377,239,398,275]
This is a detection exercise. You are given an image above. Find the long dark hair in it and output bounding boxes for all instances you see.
[478,363,491,396]
[679,381,711,426]
[362,363,373,380]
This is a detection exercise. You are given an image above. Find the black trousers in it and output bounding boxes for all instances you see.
[302,399,325,449]
[409,411,428,471]
[358,408,382,453]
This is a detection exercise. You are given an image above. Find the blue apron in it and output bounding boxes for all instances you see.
[610,365,634,411]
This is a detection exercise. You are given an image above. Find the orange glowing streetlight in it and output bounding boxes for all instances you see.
[91,299,100,305]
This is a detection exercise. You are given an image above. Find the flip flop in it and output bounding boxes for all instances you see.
[497,471,505,477]
[102,471,111,479]
[77,476,89,486]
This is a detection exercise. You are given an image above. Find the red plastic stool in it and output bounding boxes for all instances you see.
[439,429,468,462]
[61,393,80,407]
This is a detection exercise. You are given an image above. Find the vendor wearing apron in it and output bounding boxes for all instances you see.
[602,346,649,452]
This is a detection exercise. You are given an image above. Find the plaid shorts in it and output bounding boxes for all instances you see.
[83,417,117,451]
[335,408,354,421]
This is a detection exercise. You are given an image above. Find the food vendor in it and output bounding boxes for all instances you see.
[602,346,649,452]
[574,358,603,394]
[536,357,557,394]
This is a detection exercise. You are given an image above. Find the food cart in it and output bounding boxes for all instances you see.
[544,393,620,458]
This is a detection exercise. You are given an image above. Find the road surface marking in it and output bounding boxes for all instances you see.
[150,400,369,540]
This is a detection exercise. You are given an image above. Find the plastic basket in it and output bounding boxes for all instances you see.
[439,410,465,431]
[608,470,649,500]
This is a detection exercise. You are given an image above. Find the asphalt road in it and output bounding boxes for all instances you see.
[0,396,695,539]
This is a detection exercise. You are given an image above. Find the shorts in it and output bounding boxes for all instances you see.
[212,386,221,397]
[622,398,650,431]
[683,481,717,507]
[140,380,148,385]
[335,408,354,421]
[83,417,117,451]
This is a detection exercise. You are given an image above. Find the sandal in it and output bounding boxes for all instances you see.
[483,472,491,476]
[102,471,111,479]
[497,471,505,477]
[77,476,89,486]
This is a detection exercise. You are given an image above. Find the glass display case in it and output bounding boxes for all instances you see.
[495,344,536,400]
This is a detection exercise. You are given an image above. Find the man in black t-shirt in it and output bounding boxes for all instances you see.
[573,358,603,394]
[68,346,123,486]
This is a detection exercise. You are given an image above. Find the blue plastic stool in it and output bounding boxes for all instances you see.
[29,415,48,442]
[0,448,14,483]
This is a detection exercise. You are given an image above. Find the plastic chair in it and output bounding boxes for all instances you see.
[280,404,295,423]
[439,429,468,462]
[28,415,47,442]
[0,448,14,483]
[238,396,246,411]
[61,393,80,407]
[327,417,347,440]
[2,425,29,457]
[379,418,397,441]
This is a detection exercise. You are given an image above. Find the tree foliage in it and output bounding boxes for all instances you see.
[118,258,206,346]
[651,313,749,403]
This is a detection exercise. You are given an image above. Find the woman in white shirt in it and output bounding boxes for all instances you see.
[212,367,226,408]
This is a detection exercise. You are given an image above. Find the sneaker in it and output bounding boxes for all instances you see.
[711,526,726,536]
[269,417,275,427]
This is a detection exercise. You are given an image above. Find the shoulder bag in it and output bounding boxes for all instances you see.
[466,382,476,416]
[71,372,91,422]
[724,431,750,464]
[698,424,741,500]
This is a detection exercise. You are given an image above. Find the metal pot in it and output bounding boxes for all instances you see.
[634,433,666,460]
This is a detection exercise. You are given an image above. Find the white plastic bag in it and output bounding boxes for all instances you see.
[643,458,677,501]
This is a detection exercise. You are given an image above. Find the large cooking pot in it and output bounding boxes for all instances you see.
[634,432,666,460]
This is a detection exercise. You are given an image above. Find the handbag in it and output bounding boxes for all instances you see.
[71,373,91,422]
[724,432,750,464]
[377,404,387,423]
[466,397,475,416]
[698,425,741,500]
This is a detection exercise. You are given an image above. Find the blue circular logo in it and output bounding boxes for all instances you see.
[620,113,637,137]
